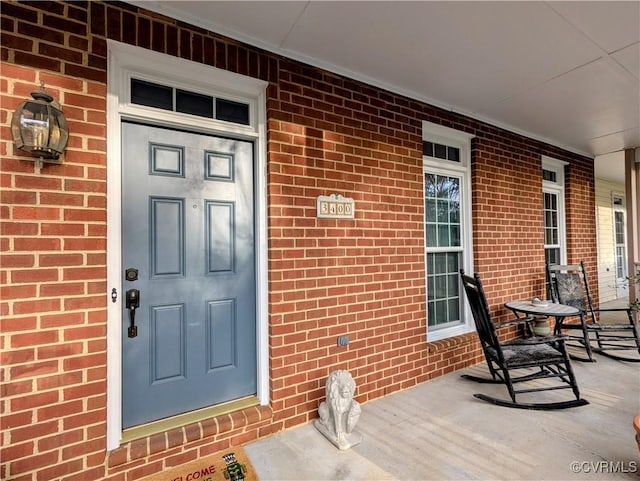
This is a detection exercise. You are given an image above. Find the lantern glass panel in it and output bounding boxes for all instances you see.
[22,104,51,152]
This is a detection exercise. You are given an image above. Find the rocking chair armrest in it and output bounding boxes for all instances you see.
[505,334,567,346]
[594,307,633,314]
[495,317,535,329]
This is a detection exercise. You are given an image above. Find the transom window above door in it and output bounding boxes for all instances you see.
[130,78,250,125]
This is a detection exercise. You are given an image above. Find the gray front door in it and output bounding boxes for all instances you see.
[121,122,256,429]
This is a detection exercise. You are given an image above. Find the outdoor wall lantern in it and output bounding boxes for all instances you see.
[11,82,69,169]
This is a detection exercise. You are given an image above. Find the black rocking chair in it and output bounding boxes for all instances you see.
[546,261,640,362]
[459,270,588,410]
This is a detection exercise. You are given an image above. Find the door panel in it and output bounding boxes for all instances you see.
[151,303,185,383]
[150,197,184,276]
[206,201,234,272]
[121,122,256,429]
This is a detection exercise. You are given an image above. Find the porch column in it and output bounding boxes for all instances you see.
[625,148,640,305]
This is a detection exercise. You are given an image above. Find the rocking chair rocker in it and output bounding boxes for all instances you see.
[546,261,640,362]
[459,270,588,410]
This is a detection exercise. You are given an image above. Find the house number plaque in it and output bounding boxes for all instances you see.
[317,194,355,219]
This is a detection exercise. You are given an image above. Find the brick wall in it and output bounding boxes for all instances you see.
[1,37,110,481]
[0,1,596,480]
[471,136,597,316]
[566,159,599,293]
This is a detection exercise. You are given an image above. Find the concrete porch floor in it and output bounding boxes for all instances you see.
[245,350,640,480]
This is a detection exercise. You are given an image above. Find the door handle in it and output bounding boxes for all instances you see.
[126,289,140,338]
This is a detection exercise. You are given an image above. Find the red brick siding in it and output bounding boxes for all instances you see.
[565,158,599,301]
[269,60,431,417]
[1,1,596,480]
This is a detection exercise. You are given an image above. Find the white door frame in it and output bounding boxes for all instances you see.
[106,40,269,450]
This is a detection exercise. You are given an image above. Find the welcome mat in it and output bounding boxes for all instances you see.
[141,447,259,481]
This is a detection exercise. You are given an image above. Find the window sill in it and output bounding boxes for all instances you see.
[426,331,478,354]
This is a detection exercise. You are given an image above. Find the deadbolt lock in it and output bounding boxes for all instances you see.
[125,268,138,282]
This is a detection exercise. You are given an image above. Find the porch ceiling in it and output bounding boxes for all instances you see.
[130,1,639,164]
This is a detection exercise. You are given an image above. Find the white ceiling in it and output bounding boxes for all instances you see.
[594,150,626,184]
[130,1,639,178]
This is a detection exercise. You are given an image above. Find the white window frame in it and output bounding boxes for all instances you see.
[612,193,627,281]
[542,156,567,266]
[423,121,474,342]
[106,41,269,450]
